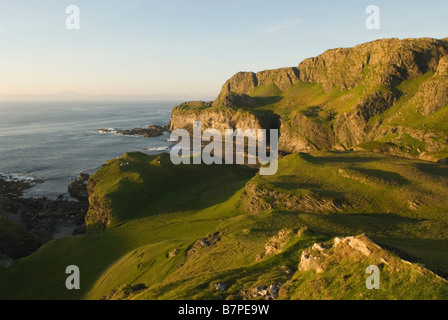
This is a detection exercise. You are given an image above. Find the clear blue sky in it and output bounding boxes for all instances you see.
[0,0,447,99]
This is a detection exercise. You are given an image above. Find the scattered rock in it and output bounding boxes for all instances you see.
[256,229,294,261]
[281,266,293,275]
[408,200,421,211]
[100,283,148,300]
[0,173,89,260]
[241,283,281,300]
[68,173,90,201]
[168,249,179,258]
[96,125,167,138]
[188,232,223,256]
[214,282,226,292]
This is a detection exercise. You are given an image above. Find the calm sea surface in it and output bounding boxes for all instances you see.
[0,100,178,198]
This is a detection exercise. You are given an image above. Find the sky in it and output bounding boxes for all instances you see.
[0,0,447,100]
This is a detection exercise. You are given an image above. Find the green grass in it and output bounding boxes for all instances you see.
[1,151,447,300]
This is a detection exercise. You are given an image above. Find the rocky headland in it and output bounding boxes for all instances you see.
[169,37,448,162]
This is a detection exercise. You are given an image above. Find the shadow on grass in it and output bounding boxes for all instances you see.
[311,151,382,164]
[351,168,410,185]
[414,163,448,178]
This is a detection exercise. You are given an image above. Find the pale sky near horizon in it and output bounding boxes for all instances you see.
[0,0,447,99]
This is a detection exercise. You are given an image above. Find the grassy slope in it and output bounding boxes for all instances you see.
[1,151,447,300]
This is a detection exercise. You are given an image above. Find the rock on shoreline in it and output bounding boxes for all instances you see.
[0,174,89,263]
[96,125,168,138]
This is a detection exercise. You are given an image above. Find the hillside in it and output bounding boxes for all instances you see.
[1,37,448,300]
[1,152,447,300]
[170,37,448,162]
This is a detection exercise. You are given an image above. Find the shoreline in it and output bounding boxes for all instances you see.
[0,173,89,264]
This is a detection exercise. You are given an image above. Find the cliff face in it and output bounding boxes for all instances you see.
[170,102,279,133]
[169,37,448,161]
[297,37,447,91]
[215,67,300,100]
[214,38,447,97]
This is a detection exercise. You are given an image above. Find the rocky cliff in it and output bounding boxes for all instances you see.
[169,37,448,161]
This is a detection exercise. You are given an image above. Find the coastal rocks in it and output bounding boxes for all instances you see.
[96,125,167,138]
[85,179,111,233]
[9,197,87,236]
[0,174,89,261]
[68,173,90,201]
[170,103,277,134]
[0,174,44,199]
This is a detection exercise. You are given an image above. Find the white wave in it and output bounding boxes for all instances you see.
[142,146,170,151]
[96,128,118,134]
[0,173,42,183]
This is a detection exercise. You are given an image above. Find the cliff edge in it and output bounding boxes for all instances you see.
[170,37,448,162]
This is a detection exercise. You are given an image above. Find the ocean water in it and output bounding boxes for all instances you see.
[0,100,178,198]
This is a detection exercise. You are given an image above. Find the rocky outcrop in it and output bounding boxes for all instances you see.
[297,37,448,92]
[240,183,348,214]
[85,179,111,233]
[215,67,300,100]
[412,55,448,116]
[278,114,335,153]
[0,174,88,261]
[169,37,448,161]
[214,38,448,97]
[256,229,295,261]
[333,90,397,148]
[68,173,90,201]
[169,103,278,133]
[298,235,382,273]
[96,125,167,138]
[187,232,223,257]
[297,234,448,285]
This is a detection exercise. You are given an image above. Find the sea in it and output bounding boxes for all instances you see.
[0,100,179,199]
